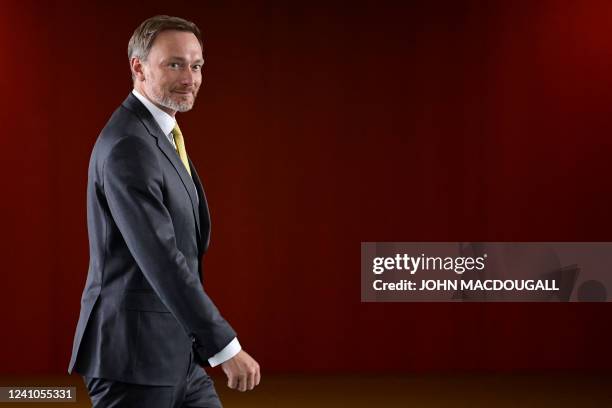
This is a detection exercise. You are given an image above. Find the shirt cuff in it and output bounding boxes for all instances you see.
[207,337,241,367]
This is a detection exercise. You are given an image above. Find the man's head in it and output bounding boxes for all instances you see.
[128,15,204,115]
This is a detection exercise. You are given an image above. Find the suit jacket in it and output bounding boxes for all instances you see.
[68,93,236,386]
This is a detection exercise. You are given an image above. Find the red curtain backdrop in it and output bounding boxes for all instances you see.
[2,0,612,373]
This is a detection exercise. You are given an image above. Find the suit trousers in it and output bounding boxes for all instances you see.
[83,350,222,408]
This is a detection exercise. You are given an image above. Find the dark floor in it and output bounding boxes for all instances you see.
[1,372,611,407]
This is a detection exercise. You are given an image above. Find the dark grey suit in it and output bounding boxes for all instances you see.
[68,93,235,391]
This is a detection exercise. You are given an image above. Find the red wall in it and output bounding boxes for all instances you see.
[2,0,612,374]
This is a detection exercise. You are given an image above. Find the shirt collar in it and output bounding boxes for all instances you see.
[131,89,176,136]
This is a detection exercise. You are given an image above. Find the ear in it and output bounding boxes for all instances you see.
[130,57,146,82]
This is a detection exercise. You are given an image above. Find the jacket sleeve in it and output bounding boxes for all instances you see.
[103,135,236,362]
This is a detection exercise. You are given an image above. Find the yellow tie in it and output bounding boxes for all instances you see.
[172,123,192,176]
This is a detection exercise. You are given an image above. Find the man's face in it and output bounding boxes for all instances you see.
[135,30,204,115]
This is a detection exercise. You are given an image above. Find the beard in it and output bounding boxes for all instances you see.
[151,87,198,113]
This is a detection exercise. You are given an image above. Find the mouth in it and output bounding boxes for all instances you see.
[173,91,192,95]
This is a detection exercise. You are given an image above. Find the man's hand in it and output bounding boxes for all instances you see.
[221,350,261,392]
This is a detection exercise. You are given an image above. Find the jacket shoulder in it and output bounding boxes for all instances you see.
[92,105,156,165]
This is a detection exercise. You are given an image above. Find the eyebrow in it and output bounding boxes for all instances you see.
[165,57,205,64]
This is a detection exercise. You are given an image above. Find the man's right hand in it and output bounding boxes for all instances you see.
[220,350,261,392]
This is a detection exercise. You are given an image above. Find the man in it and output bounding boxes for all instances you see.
[68,15,260,407]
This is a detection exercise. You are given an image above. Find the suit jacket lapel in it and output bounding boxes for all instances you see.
[156,137,202,237]
[188,156,211,255]
[121,94,202,238]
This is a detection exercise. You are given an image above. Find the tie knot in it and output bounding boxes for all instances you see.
[172,123,182,138]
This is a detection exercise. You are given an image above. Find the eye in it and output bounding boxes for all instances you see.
[169,62,181,69]
[192,64,202,71]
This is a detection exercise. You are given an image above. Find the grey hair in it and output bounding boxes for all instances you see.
[127,15,203,80]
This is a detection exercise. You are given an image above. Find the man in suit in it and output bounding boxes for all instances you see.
[68,15,260,407]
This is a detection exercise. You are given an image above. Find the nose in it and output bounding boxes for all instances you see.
[180,67,195,86]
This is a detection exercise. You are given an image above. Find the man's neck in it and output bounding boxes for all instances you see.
[133,84,177,117]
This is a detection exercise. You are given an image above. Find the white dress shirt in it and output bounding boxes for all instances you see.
[131,89,241,367]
